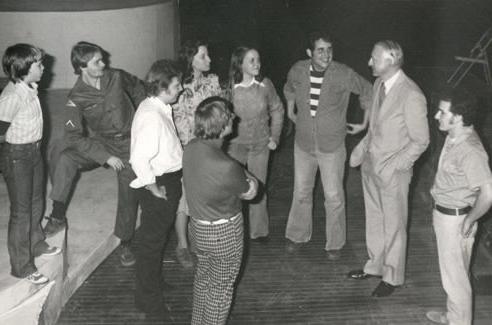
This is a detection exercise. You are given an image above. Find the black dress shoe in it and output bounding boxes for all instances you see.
[371,281,396,297]
[347,269,381,280]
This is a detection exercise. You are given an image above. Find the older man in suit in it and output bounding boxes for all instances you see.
[348,40,429,297]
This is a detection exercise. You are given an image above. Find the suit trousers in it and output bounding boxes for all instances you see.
[228,142,269,239]
[134,170,182,313]
[433,209,476,325]
[50,147,138,241]
[1,142,46,277]
[189,213,243,325]
[361,159,411,286]
[286,143,346,250]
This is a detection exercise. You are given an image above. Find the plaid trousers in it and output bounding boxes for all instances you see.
[190,213,243,325]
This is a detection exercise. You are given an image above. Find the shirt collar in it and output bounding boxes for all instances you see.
[447,126,474,146]
[150,96,173,115]
[309,65,326,74]
[17,81,38,98]
[382,69,401,94]
[234,78,263,89]
[202,138,224,148]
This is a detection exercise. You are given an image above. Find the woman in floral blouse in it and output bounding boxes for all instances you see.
[227,46,284,242]
[173,40,222,268]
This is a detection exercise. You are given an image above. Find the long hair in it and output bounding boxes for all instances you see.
[227,46,263,97]
[178,40,208,85]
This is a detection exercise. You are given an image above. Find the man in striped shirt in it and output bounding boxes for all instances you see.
[284,31,372,260]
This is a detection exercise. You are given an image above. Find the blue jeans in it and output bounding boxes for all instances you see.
[228,142,270,239]
[286,143,346,250]
[1,142,46,277]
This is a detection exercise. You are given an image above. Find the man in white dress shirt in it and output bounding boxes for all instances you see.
[129,60,183,316]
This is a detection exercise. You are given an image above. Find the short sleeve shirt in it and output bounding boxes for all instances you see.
[431,128,492,208]
[0,81,43,144]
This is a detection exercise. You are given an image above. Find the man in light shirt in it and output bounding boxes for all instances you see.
[426,88,492,325]
[129,59,183,316]
[348,40,429,297]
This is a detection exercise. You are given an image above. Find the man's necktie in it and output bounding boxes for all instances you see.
[378,82,386,108]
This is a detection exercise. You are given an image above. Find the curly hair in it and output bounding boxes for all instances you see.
[438,87,478,127]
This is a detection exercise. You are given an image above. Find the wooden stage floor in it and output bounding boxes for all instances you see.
[56,134,492,325]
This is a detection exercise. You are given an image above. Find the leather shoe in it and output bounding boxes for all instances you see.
[43,216,67,237]
[325,249,341,261]
[371,281,396,297]
[347,269,380,280]
[425,310,448,324]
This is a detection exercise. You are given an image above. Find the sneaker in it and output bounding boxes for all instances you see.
[120,245,136,267]
[425,310,449,324]
[43,216,67,237]
[35,245,62,257]
[25,271,49,285]
[175,247,194,269]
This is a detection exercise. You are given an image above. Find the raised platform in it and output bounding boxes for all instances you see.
[0,89,128,324]
[0,167,123,324]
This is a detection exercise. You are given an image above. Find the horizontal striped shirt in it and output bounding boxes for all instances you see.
[309,66,324,117]
[0,81,43,144]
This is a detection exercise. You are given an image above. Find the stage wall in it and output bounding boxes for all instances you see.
[0,0,178,89]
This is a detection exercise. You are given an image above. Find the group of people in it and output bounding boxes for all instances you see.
[1,29,491,325]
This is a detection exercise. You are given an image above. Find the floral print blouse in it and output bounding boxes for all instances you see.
[173,74,222,146]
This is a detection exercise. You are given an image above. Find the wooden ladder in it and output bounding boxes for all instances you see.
[448,27,492,87]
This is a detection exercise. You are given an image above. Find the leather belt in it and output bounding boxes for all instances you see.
[435,204,472,216]
[192,213,241,226]
[100,132,130,140]
[6,140,41,148]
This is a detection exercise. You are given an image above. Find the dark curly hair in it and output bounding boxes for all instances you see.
[437,87,478,127]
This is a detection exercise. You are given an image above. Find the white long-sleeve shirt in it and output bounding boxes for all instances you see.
[129,97,183,188]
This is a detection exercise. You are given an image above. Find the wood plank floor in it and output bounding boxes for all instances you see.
[57,134,492,324]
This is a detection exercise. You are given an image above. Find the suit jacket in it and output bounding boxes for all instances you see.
[350,70,429,184]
